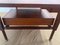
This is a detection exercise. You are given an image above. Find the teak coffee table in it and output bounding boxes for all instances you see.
[0,0,60,41]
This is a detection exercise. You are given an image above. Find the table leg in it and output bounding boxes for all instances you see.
[49,30,55,41]
[2,30,8,41]
[0,18,8,41]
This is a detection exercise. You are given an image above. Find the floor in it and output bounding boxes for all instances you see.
[0,24,60,45]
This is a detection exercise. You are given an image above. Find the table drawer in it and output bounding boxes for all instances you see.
[3,18,54,25]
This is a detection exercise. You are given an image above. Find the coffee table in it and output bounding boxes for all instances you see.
[0,0,60,41]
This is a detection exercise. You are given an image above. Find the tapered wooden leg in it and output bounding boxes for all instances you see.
[2,30,8,41]
[0,18,8,41]
[49,30,55,41]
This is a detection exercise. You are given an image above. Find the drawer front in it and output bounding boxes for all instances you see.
[3,18,54,25]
